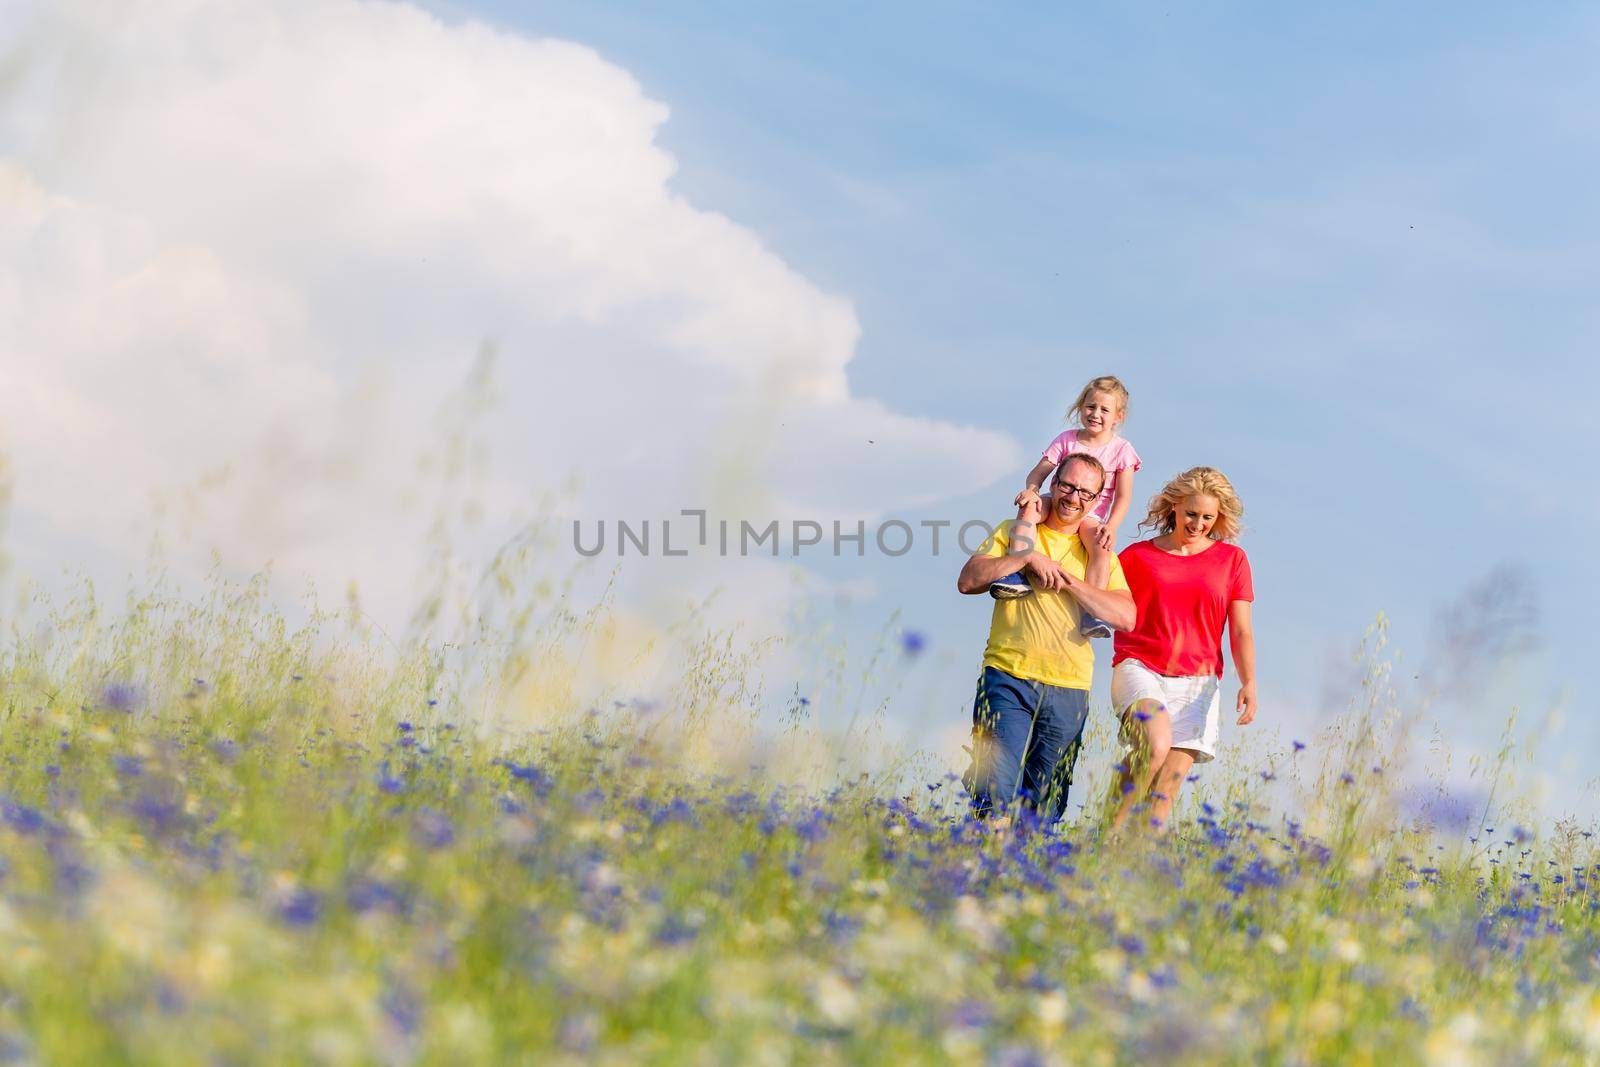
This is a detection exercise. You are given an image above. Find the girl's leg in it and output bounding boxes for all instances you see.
[1108,700,1170,832]
[1077,517,1113,636]
[1147,748,1198,833]
[992,498,1044,598]
[1080,516,1108,588]
[1009,499,1040,560]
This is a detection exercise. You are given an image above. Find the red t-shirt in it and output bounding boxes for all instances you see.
[1113,539,1254,678]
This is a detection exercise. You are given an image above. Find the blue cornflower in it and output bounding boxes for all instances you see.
[156,981,185,1014]
[376,764,406,794]
[113,755,143,778]
[382,982,421,1036]
[900,630,927,656]
[101,682,146,713]
[278,888,324,927]
[347,877,406,915]
[948,1001,993,1030]
[1,799,47,835]
[413,809,455,850]
[654,914,701,945]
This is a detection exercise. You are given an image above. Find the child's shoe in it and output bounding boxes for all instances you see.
[1078,612,1113,639]
[989,572,1032,600]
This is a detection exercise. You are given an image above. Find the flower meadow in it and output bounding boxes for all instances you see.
[0,578,1596,1066]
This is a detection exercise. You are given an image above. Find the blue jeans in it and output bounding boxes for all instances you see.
[965,666,1090,822]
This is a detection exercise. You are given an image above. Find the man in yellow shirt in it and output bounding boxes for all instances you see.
[956,454,1135,822]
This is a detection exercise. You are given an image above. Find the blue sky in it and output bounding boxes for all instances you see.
[435,0,1600,805]
[5,0,1595,816]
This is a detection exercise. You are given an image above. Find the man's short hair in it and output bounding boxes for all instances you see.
[1055,452,1107,494]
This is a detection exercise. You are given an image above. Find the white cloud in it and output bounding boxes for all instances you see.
[0,0,1017,631]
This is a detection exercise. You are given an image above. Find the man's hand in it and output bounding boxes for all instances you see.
[1095,522,1118,552]
[1013,487,1043,516]
[1024,553,1067,592]
[1235,682,1257,725]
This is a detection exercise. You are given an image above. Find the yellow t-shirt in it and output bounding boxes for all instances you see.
[980,519,1129,690]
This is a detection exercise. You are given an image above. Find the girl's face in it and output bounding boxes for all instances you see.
[1080,391,1123,436]
[1171,494,1221,544]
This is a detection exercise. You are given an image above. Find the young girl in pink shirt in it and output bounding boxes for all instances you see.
[990,376,1141,638]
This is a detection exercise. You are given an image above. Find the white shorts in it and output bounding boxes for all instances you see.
[1110,659,1222,763]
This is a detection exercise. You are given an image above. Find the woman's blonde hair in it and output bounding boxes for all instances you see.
[1067,375,1130,426]
[1139,466,1245,542]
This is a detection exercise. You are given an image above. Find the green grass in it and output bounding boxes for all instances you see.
[0,577,1594,1065]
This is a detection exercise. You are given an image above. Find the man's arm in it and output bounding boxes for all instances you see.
[1060,575,1136,631]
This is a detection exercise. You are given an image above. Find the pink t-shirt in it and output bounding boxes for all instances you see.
[1042,430,1141,523]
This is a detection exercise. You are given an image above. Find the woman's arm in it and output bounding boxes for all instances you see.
[1228,599,1256,724]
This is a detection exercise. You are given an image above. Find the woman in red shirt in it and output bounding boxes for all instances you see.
[1108,466,1256,833]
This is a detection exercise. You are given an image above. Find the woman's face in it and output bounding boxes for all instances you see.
[1171,493,1221,544]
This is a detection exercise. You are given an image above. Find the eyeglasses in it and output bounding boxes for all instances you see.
[1053,480,1100,503]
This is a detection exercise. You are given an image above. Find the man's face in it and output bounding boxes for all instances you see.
[1051,460,1105,526]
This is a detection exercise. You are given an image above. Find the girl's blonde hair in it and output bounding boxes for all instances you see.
[1139,466,1245,542]
[1068,375,1130,426]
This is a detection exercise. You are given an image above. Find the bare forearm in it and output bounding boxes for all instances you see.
[1106,494,1131,530]
[1230,625,1255,686]
[1063,579,1135,631]
[1023,458,1055,492]
[1107,470,1135,529]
